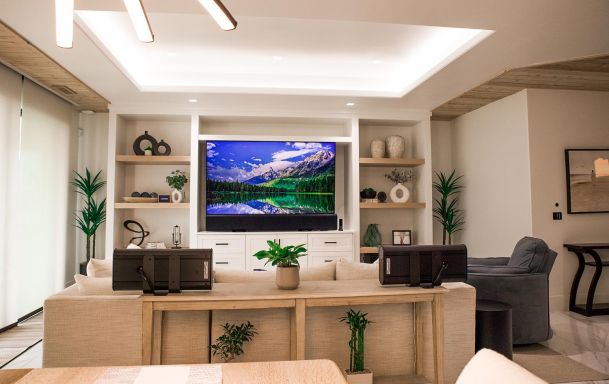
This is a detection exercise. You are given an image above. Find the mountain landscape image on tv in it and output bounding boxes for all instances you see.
[206,141,336,215]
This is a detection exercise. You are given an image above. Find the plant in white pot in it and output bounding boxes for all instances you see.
[340,309,373,384]
[254,240,306,290]
[166,169,188,203]
[385,168,413,204]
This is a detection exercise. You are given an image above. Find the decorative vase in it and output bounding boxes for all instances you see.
[144,149,153,156]
[390,183,410,203]
[344,370,373,384]
[276,266,299,290]
[385,135,405,158]
[370,139,385,158]
[363,224,382,247]
[171,189,184,203]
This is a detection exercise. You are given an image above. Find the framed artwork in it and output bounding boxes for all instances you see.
[565,149,609,214]
[392,230,412,245]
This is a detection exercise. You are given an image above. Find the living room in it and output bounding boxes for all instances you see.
[0,1,608,383]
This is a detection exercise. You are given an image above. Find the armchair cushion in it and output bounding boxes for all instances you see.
[467,257,510,266]
[508,237,551,273]
[467,265,530,274]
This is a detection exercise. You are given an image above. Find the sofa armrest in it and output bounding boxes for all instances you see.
[467,265,529,274]
[467,257,510,266]
[467,273,550,344]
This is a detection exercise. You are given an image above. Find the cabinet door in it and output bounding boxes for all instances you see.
[246,234,278,271]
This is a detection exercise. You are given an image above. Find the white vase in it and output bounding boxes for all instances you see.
[370,139,385,158]
[390,183,410,203]
[344,370,373,384]
[171,189,183,203]
[385,135,405,158]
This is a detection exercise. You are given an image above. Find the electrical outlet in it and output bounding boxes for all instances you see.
[553,212,563,220]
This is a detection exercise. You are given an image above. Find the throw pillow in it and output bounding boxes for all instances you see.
[508,237,550,272]
[336,258,379,280]
[301,260,336,281]
[86,258,112,278]
[214,261,337,283]
[74,274,142,295]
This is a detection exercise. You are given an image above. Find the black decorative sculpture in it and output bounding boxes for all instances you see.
[133,131,158,156]
[123,220,150,246]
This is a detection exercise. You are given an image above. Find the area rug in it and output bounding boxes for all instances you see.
[514,344,609,383]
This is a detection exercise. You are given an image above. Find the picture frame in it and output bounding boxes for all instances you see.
[565,149,609,214]
[392,230,412,246]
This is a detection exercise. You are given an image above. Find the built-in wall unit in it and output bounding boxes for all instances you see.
[105,110,433,270]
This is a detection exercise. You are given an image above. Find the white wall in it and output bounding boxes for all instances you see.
[451,90,533,256]
[527,89,609,310]
[431,120,453,244]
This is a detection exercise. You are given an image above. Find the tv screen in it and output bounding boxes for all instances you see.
[206,141,336,215]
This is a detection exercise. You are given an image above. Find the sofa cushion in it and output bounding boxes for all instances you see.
[336,258,379,280]
[87,258,112,278]
[214,261,336,283]
[467,265,530,274]
[508,237,550,272]
[74,274,141,295]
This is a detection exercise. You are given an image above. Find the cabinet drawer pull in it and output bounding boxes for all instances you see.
[324,241,338,244]
[324,259,334,263]
[216,261,229,265]
[215,243,229,246]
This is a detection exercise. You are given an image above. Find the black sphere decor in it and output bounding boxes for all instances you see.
[377,191,387,203]
[360,188,377,199]
[154,139,172,156]
[133,131,158,155]
[131,192,141,197]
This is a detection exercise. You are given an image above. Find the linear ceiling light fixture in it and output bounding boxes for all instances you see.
[123,0,154,43]
[196,0,238,31]
[55,0,74,48]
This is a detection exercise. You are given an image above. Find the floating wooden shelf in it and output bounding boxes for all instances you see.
[359,158,425,167]
[115,155,191,165]
[360,202,425,209]
[360,246,380,254]
[114,203,190,209]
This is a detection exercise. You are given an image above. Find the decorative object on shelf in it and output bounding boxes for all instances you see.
[340,309,373,384]
[433,170,464,245]
[166,169,189,203]
[210,322,257,363]
[144,146,153,156]
[124,191,159,203]
[154,139,172,156]
[359,188,377,200]
[385,135,405,158]
[254,240,306,290]
[140,192,152,198]
[172,225,182,249]
[123,220,150,246]
[131,192,141,197]
[72,168,107,263]
[392,230,412,245]
[370,139,385,158]
[565,149,609,213]
[377,191,387,203]
[146,242,166,249]
[363,224,382,247]
[133,131,158,156]
[159,194,171,203]
[385,168,413,203]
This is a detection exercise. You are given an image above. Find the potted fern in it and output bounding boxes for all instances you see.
[211,322,257,362]
[433,170,464,245]
[340,309,373,384]
[254,240,307,289]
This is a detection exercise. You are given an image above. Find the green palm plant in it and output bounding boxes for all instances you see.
[432,170,464,245]
[253,240,306,267]
[73,169,106,261]
[340,309,373,374]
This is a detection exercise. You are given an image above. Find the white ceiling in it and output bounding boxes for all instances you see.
[1,0,608,112]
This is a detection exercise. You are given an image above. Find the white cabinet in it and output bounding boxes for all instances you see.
[198,231,354,272]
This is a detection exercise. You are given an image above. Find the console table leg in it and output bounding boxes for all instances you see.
[290,299,305,360]
[586,251,604,316]
[432,295,445,384]
[152,311,163,365]
[142,302,153,365]
[414,302,424,376]
[569,251,586,312]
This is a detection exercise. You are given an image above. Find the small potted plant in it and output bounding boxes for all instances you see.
[210,322,257,362]
[254,240,306,290]
[166,169,188,203]
[385,168,414,204]
[144,145,153,156]
[340,309,373,384]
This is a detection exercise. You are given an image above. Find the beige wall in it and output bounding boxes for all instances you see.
[450,90,533,256]
[527,89,609,310]
[431,120,453,244]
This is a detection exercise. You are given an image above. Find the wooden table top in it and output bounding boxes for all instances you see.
[141,279,446,302]
[2,360,347,384]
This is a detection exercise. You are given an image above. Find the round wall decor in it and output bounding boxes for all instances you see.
[154,139,172,156]
[133,131,158,155]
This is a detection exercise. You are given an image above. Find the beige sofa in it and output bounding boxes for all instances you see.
[43,260,476,384]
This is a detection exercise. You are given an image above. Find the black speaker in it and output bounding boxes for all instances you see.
[338,218,343,231]
[206,214,338,232]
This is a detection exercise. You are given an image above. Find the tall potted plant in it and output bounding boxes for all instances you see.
[340,309,373,384]
[433,170,464,245]
[254,240,306,290]
[73,169,106,266]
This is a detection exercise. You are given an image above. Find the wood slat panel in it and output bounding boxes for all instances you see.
[0,21,109,112]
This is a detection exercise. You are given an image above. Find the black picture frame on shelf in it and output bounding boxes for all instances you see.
[392,230,412,245]
[565,149,609,214]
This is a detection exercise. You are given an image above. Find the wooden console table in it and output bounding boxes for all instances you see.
[141,280,446,384]
[564,243,609,316]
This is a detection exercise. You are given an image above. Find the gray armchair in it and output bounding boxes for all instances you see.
[467,237,557,345]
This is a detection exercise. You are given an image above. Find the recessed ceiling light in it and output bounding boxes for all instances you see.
[123,0,154,43]
[272,56,283,61]
[55,0,74,48]
[372,60,382,65]
[346,102,355,107]
[196,0,238,31]
[188,99,198,103]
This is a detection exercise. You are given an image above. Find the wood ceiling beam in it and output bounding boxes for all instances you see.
[0,20,109,112]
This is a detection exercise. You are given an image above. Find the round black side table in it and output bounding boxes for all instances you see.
[475,299,513,359]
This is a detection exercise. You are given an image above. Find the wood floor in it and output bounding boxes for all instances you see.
[0,314,43,369]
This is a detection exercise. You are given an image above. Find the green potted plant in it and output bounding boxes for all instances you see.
[254,240,307,289]
[144,145,153,156]
[166,169,188,203]
[72,169,106,273]
[433,170,464,245]
[340,309,373,384]
[210,322,257,362]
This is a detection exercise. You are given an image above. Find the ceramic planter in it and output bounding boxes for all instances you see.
[385,135,405,158]
[344,370,373,384]
[171,189,184,203]
[370,139,385,158]
[276,266,300,290]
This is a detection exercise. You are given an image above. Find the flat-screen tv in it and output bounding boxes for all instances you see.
[204,140,338,231]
